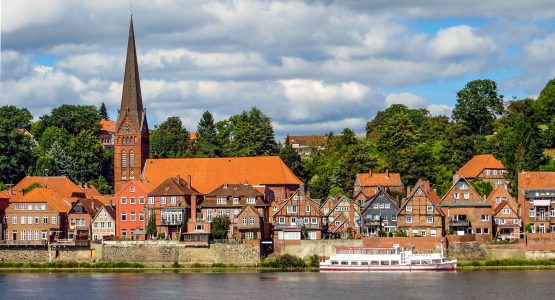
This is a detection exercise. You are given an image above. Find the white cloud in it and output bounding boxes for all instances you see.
[385,92,428,108]
[427,104,453,117]
[526,33,555,63]
[430,25,495,58]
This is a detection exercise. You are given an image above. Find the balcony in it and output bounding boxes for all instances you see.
[528,216,551,222]
[161,218,184,226]
[0,240,48,248]
[449,219,470,227]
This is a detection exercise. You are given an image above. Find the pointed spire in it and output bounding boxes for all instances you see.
[118,15,144,129]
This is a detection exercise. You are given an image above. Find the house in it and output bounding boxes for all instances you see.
[2,188,71,243]
[321,194,362,238]
[0,191,10,240]
[142,156,303,203]
[488,185,521,240]
[397,180,445,237]
[360,187,400,236]
[67,198,105,240]
[99,119,116,149]
[440,177,492,237]
[519,172,555,233]
[91,205,116,240]
[272,189,324,241]
[11,176,100,198]
[201,183,267,241]
[145,177,203,241]
[115,180,155,240]
[353,170,403,198]
[235,205,265,242]
[456,154,508,188]
[282,135,328,158]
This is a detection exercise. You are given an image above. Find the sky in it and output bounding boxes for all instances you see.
[2,0,555,138]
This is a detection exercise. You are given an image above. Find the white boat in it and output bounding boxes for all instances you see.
[320,244,457,272]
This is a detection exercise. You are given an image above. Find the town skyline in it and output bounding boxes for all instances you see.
[2,0,555,137]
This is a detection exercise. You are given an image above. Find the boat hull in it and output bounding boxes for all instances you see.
[320,261,457,272]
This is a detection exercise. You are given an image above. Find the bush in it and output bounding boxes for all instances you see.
[211,263,227,268]
[261,254,306,269]
[172,261,180,268]
[308,255,320,268]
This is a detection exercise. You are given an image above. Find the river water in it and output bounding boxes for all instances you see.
[0,270,553,299]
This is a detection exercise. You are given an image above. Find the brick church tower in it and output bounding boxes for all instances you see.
[114,16,149,193]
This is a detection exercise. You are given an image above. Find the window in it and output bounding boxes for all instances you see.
[28,216,32,224]
[139,212,145,221]
[15,204,19,211]
[461,183,468,190]
[427,205,433,212]
[194,224,205,232]
[454,192,460,200]
[34,204,39,211]
[122,229,127,237]
[250,217,255,224]
[484,228,489,234]
[291,217,297,225]
[384,203,390,209]
[492,170,497,175]
[20,204,25,211]
[160,197,166,205]
[431,229,437,237]
[406,205,412,212]
[121,213,127,221]
[412,229,418,236]
[242,217,248,224]
[34,216,39,224]
[130,212,136,221]
[21,216,26,225]
[293,195,299,200]
[139,197,145,204]
[100,222,105,228]
[43,215,48,224]
[12,216,17,224]
[335,220,341,226]
[529,208,535,217]
[247,197,255,204]
[41,231,47,240]
[427,216,433,223]
[406,216,412,223]
[503,208,511,215]
[130,185,135,193]
[421,230,426,237]
[121,197,127,204]
[129,151,135,168]
[121,151,127,168]
[373,204,379,208]
[21,230,26,240]
[207,209,213,222]
[476,228,482,234]
[272,206,278,212]
[28,204,32,210]
[287,205,298,213]
[52,216,57,225]
[305,205,311,212]
[324,208,329,214]
[148,197,154,205]
[232,197,239,204]
[108,222,112,228]
[278,217,285,224]
[311,217,317,224]
[391,215,397,221]
[303,217,309,224]
[307,232,317,240]
[463,192,470,199]
[481,215,490,222]
[130,197,136,204]
[94,222,98,229]
[34,230,39,240]
[486,169,490,175]
[217,197,227,204]
[245,232,254,240]
[169,196,176,205]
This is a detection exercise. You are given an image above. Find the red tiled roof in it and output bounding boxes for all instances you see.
[518,171,555,190]
[189,131,199,141]
[456,154,506,178]
[12,176,92,198]
[11,188,72,212]
[149,177,200,196]
[70,198,105,218]
[142,156,303,194]
[355,172,403,187]
[100,120,115,133]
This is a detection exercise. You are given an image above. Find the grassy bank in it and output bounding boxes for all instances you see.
[458,258,555,270]
[0,261,145,269]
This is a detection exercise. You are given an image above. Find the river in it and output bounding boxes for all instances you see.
[0,270,553,299]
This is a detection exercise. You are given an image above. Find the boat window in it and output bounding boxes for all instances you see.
[432,259,441,264]
[411,260,419,265]
[331,261,338,265]
[381,261,390,266]
[390,261,399,265]
[350,261,358,265]
[370,261,379,266]
[422,260,431,265]
[361,261,368,265]
[340,261,348,265]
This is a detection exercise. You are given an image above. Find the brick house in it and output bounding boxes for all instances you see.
[353,170,403,198]
[456,154,509,188]
[91,205,116,240]
[321,194,362,237]
[272,189,324,241]
[99,119,116,149]
[145,177,202,240]
[327,213,359,239]
[67,198,105,240]
[235,205,265,241]
[398,180,445,237]
[519,171,555,233]
[360,187,400,236]
[2,188,71,243]
[440,177,492,237]
[11,176,100,199]
[201,183,267,240]
[115,180,154,239]
[488,185,521,240]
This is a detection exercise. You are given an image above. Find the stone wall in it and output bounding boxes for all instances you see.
[447,242,486,260]
[0,249,49,262]
[278,240,363,258]
[525,251,555,259]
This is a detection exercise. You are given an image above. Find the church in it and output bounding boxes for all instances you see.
[113,16,304,243]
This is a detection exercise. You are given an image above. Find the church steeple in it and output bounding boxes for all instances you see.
[114,15,149,193]
[117,15,144,130]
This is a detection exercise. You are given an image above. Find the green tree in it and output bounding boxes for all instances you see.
[35,141,72,176]
[279,136,305,181]
[0,105,33,131]
[441,122,475,170]
[33,105,101,139]
[452,79,504,135]
[150,116,190,158]
[226,107,278,156]
[534,78,555,122]
[66,130,106,183]
[90,175,112,194]
[146,210,157,239]
[196,111,219,157]
[0,106,35,183]
[469,179,494,198]
[210,216,231,240]
[341,128,357,147]
[337,139,379,194]
[99,102,109,120]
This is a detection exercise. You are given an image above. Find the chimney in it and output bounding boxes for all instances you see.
[188,175,192,187]
[406,186,411,196]
[190,195,197,221]
[369,169,372,177]
[385,169,389,179]
[92,200,95,211]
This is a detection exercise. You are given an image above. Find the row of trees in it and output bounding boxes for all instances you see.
[1,78,554,198]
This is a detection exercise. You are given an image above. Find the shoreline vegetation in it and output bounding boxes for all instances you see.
[1,257,555,272]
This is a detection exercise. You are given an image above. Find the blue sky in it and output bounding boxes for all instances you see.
[2,0,555,138]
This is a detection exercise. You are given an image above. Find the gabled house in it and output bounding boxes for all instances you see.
[272,189,324,241]
[202,183,267,240]
[91,205,116,240]
[456,154,508,188]
[440,177,492,237]
[321,193,362,236]
[488,185,520,240]
[361,187,400,236]
[115,180,155,240]
[99,119,116,149]
[235,205,264,241]
[145,177,203,241]
[398,180,445,237]
[353,170,403,197]
[67,198,105,240]
[519,171,555,233]
[327,213,359,239]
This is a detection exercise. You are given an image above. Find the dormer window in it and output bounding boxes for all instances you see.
[247,197,255,204]
[233,197,240,204]
[217,197,227,204]
[463,192,470,199]
[454,192,460,200]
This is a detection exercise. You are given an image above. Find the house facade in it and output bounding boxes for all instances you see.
[361,188,400,235]
[115,180,154,239]
[519,172,555,233]
[353,170,404,198]
[398,180,445,237]
[91,205,116,240]
[456,154,509,188]
[235,205,265,241]
[489,185,521,240]
[272,190,324,241]
[440,178,492,237]
[321,194,362,238]
[67,198,104,240]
